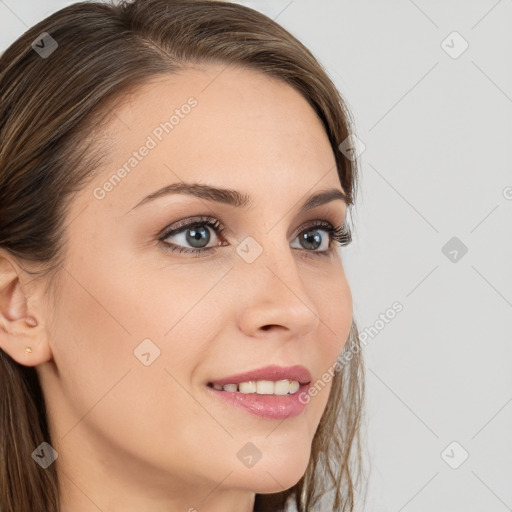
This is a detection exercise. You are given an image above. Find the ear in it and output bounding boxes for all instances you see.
[0,249,52,366]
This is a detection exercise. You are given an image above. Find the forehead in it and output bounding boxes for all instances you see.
[80,63,342,214]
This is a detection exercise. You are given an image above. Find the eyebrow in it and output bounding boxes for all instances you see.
[127,182,348,214]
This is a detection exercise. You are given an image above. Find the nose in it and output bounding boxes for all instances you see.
[236,243,321,340]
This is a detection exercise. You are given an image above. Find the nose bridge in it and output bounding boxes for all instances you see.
[235,233,320,337]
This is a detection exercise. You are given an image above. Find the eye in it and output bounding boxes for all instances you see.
[159,216,227,256]
[159,216,351,257]
[291,220,352,255]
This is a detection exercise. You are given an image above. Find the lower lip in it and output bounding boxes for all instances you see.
[205,383,311,419]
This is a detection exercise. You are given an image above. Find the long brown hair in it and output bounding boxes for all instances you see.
[0,1,366,510]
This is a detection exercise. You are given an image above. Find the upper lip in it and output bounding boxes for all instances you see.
[208,364,312,386]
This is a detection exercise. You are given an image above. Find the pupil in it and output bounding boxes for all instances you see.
[186,226,210,248]
[302,230,321,250]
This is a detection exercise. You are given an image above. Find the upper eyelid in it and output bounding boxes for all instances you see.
[153,197,348,237]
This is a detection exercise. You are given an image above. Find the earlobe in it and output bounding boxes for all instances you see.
[8,315,52,367]
[0,252,52,367]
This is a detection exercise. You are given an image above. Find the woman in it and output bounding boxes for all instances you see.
[0,1,366,510]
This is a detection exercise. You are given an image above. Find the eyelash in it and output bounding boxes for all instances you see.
[158,215,352,258]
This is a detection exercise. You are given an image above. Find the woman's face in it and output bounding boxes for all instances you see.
[36,64,353,510]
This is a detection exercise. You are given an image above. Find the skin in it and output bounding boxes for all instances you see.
[0,63,352,512]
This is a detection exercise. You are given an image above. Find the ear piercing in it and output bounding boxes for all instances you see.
[24,346,33,356]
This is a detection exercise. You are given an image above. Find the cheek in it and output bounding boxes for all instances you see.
[311,265,352,351]
[120,253,234,337]
[48,268,136,418]
[52,253,231,384]
[302,268,352,409]
[48,262,228,471]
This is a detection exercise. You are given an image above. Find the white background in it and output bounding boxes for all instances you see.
[1,1,511,511]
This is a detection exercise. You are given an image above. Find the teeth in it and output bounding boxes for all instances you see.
[239,381,257,393]
[288,380,300,393]
[256,380,274,394]
[274,380,290,395]
[212,379,301,395]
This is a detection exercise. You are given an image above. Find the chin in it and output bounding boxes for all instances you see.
[231,449,311,494]
[243,470,306,495]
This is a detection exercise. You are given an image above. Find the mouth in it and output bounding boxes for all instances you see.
[205,380,310,420]
[204,365,313,420]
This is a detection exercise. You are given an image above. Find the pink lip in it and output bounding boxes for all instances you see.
[205,382,312,420]
[207,364,312,386]
[205,364,313,420]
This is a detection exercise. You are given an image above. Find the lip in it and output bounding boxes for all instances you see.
[207,364,312,386]
[205,382,312,420]
[205,364,313,420]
